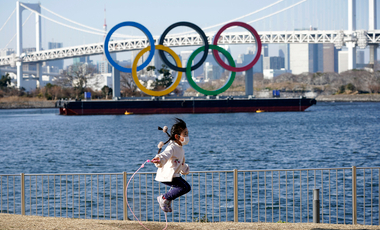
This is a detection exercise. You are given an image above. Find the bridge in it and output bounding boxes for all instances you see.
[0,0,379,95]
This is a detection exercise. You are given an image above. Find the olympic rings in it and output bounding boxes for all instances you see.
[104,21,262,97]
[186,45,236,96]
[104,21,155,73]
[212,22,262,72]
[158,22,209,72]
[132,45,182,97]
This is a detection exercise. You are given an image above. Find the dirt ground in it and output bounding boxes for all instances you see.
[1,213,379,230]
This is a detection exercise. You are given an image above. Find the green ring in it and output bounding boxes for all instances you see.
[186,45,236,96]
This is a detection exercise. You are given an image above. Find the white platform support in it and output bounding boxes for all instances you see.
[369,0,378,67]
[369,0,376,31]
[16,1,23,88]
[245,68,253,96]
[347,0,356,70]
[112,67,120,99]
[35,3,42,87]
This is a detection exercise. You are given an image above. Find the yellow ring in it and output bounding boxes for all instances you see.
[132,45,182,96]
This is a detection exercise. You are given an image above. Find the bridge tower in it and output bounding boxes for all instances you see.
[369,0,378,68]
[16,1,42,89]
[346,0,356,70]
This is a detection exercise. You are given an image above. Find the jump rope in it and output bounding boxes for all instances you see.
[125,126,173,230]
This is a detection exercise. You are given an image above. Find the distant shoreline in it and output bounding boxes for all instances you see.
[0,101,55,109]
[316,94,380,102]
[0,94,379,109]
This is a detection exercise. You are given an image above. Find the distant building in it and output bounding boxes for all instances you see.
[22,79,37,91]
[203,62,221,81]
[237,48,263,74]
[279,44,290,70]
[47,42,64,70]
[97,53,115,74]
[118,60,131,68]
[315,44,324,72]
[21,48,38,72]
[180,50,194,80]
[23,63,36,71]
[0,48,14,56]
[22,47,36,54]
[263,56,284,70]
[289,44,323,74]
[338,51,349,73]
[263,68,291,79]
[322,43,340,73]
[262,44,269,57]
[154,51,164,72]
[132,50,152,67]
[356,50,365,68]
[74,56,91,65]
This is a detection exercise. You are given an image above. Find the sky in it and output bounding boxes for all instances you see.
[0,0,379,65]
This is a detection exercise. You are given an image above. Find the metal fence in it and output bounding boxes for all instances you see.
[0,166,379,225]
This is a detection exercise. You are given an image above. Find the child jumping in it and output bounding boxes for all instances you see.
[151,118,191,212]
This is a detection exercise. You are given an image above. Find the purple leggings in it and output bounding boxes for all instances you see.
[162,177,191,201]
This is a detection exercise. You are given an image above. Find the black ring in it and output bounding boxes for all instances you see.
[158,22,209,72]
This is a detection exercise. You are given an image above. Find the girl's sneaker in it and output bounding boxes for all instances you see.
[167,200,172,212]
[157,195,172,212]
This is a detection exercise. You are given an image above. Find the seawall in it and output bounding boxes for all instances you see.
[316,94,380,102]
[0,101,55,109]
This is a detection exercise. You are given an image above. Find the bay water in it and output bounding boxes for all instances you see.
[1,102,379,223]
[1,102,379,174]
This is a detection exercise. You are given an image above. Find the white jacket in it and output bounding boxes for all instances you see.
[154,140,190,182]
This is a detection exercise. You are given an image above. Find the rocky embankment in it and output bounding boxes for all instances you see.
[316,94,380,102]
[0,100,55,109]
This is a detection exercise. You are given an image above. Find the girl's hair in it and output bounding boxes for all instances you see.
[157,118,187,154]
[169,118,187,140]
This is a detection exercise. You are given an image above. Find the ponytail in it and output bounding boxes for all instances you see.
[156,118,187,155]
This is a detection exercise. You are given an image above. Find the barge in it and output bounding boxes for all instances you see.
[56,96,317,115]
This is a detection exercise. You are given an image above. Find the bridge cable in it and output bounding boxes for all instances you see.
[169,0,284,37]
[0,8,16,34]
[246,0,308,24]
[20,3,135,38]
[3,12,33,50]
[40,5,143,38]
[168,0,307,37]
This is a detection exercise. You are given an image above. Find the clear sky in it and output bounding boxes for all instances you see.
[0,0,379,64]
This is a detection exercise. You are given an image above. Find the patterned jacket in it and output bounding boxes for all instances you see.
[154,140,190,182]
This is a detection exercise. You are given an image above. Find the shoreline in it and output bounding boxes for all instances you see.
[0,100,56,109]
[0,94,379,109]
[316,94,380,102]
[0,213,379,230]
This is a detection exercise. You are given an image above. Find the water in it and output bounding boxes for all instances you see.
[1,102,380,174]
[1,102,380,224]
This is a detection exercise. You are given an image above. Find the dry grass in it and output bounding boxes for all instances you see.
[0,96,48,102]
[0,214,379,230]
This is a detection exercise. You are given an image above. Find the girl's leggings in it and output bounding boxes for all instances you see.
[162,176,191,201]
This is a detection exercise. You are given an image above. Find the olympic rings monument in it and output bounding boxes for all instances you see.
[103,21,262,98]
[57,20,317,115]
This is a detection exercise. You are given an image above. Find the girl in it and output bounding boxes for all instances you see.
[151,118,191,212]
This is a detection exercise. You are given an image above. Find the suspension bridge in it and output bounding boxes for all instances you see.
[0,0,379,96]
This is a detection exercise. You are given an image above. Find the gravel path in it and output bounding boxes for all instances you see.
[1,214,379,230]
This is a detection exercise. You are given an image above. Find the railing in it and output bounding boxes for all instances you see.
[0,166,379,225]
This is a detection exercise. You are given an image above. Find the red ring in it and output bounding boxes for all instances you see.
[212,22,262,72]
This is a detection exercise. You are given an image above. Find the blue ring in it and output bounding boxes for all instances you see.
[104,21,155,73]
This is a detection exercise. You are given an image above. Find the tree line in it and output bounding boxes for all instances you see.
[0,63,181,100]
